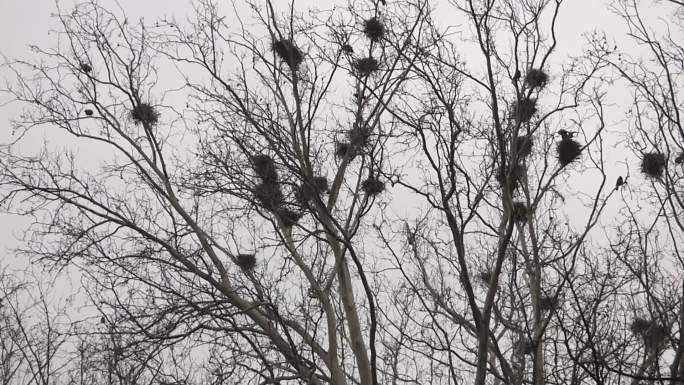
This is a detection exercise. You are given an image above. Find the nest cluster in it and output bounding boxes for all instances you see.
[354,57,380,76]
[363,17,385,42]
[130,103,160,126]
[512,97,537,123]
[250,155,303,228]
[525,68,549,89]
[235,253,257,271]
[273,39,304,69]
[295,176,330,206]
[511,201,528,223]
[630,318,669,348]
[362,177,385,196]
[556,131,582,167]
[641,152,666,178]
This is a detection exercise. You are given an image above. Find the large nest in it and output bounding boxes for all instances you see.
[641,152,666,178]
[251,154,279,184]
[272,39,304,69]
[235,253,257,271]
[363,17,385,42]
[496,163,525,190]
[277,207,303,227]
[362,177,385,196]
[295,176,329,204]
[348,124,372,148]
[630,318,669,348]
[512,97,537,123]
[511,201,528,223]
[354,57,380,76]
[254,183,284,211]
[131,103,160,126]
[556,137,582,167]
[525,68,549,89]
[515,135,534,158]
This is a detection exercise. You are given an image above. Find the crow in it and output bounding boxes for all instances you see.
[615,176,627,191]
[558,129,575,140]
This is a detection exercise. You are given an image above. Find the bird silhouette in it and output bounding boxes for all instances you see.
[615,176,625,191]
[513,69,521,82]
[558,129,575,140]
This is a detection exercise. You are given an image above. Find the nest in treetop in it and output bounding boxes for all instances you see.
[515,135,533,157]
[363,17,385,42]
[276,207,303,227]
[556,137,582,167]
[348,124,372,148]
[525,68,549,89]
[354,57,380,76]
[362,177,385,196]
[511,201,528,223]
[512,97,537,123]
[251,154,279,184]
[335,141,355,158]
[496,163,525,190]
[130,103,160,126]
[272,39,303,69]
[539,295,558,311]
[294,176,329,204]
[80,62,92,73]
[641,152,666,178]
[84,109,93,116]
[235,253,256,271]
[254,182,284,212]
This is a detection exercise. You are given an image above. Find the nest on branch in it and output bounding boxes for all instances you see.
[362,177,385,196]
[539,295,558,311]
[512,97,537,123]
[335,141,355,158]
[640,152,666,178]
[84,109,93,116]
[80,62,92,73]
[273,39,304,69]
[295,176,329,204]
[277,207,303,227]
[525,68,549,89]
[556,137,582,167]
[341,44,354,54]
[235,253,257,271]
[630,318,669,348]
[511,201,529,223]
[515,135,534,157]
[363,17,385,42]
[130,103,160,126]
[354,57,380,76]
[254,182,284,211]
[251,154,279,184]
[496,163,525,190]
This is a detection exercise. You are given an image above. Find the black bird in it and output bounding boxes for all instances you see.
[513,69,520,82]
[558,129,575,140]
[615,176,624,191]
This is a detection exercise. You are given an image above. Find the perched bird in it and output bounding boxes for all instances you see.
[615,176,625,191]
[513,69,521,82]
[558,129,575,140]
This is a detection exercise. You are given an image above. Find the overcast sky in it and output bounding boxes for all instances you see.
[0,0,673,269]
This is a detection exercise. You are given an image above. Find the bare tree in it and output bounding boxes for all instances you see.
[1,0,682,384]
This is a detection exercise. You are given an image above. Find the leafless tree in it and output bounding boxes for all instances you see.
[1,0,682,384]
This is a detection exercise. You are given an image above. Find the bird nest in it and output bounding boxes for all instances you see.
[641,152,666,178]
[235,253,256,271]
[354,57,380,76]
[80,63,92,73]
[130,103,160,126]
[496,163,525,190]
[277,207,303,227]
[539,295,558,311]
[525,68,549,89]
[254,182,284,212]
[511,201,528,223]
[363,17,385,42]
[556,137,582,167]
[512,97,537,123]
[630,318,669,348]
[272,39,303,69]
[515,135,534,157]
[295,176,329,204]
[341,44,354,54]
[251,154,278,184]
[362,177,385,196]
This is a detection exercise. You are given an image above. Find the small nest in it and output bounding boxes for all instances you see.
[130,103,160,126]
[511,201,528,223]
[348,124,372,148]
[277,207,303,227]
[641,152,666,178]
[272,39,304,69]
[254,183,284,211]
[525,68,549,89]
[363,17,385,42]
[84,109,94,116]
[362,177,385,196]
[674,151,684,165]
[496,163,525,190]
[335,141,355,158]
[80,63,92,73]
[341,44,354,54]
[515,135,534,157]
[354,57,380,76]
[539,295,558,311]
[251,155,278,184]
[556,138,582,167]
[512,98,537,123]
[235,253,257,271]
